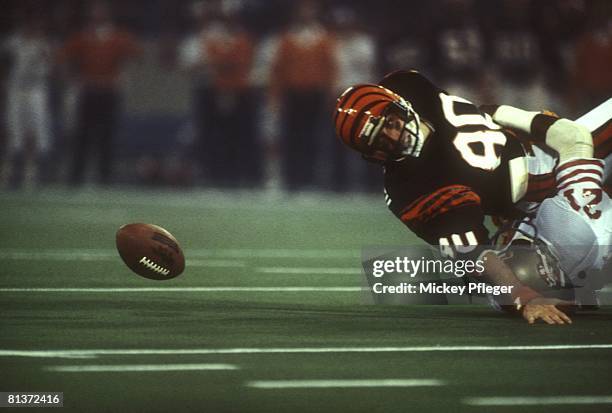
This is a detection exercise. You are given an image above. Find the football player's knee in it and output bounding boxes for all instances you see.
[546,119,593,161]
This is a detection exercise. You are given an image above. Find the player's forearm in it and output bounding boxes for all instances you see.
[490,105,594,162]
[480,103,557,142]
[491,105,558,145]
[490,105,540,134]
[481,251,540,306]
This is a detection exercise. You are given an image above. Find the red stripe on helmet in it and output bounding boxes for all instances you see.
[334,84,400,151]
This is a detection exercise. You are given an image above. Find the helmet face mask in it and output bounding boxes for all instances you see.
[334,84,428,163]
[361,101,425,162]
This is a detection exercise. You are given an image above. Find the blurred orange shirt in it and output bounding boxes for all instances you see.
[59,28,141,89]
[272,27,336,93]
[205,31,254,92]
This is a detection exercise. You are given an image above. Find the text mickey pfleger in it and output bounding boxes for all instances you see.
[370,256,514,296]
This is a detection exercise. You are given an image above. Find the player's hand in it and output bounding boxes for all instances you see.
[521,298,573,325]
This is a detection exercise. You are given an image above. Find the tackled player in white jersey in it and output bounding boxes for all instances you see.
[489,99,611,312]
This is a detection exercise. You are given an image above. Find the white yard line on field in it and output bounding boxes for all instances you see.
[0,248,359,260]
[247,379,443,389]
[45,363,238,372]
[464,396,612,406]
[0,251,245,268]
[1,344,611,359]
[1,248,364,273]
[0,247,367,272]
[186,260,246,268]
[256,267,361,274]
[0,251,116,260]
[0,250,368,271]
[0,287,361,293]
[190,249,358,259]
[1,249,363,272]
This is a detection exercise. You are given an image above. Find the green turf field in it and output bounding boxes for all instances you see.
[1,189,611,412]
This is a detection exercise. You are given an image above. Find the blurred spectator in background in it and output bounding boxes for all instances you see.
[433,0,487,103]
[1,0,609,193]
[570,2,612,115]
[377,5,431,76]
[330,6,376,192]
[250,33,282,190]
[270,0,336,191]
[488,0,551,110]
[178,1,214,184]
[200,6,261,188]
[58,1,141,186]
[531,0,587,107]
[1,13,53,190]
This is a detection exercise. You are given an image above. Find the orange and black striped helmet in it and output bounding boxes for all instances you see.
[333,84,424,162]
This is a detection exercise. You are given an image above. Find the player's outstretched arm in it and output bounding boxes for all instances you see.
[481,251,573,325]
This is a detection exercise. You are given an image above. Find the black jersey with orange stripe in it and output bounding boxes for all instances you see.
[380,70,526,250]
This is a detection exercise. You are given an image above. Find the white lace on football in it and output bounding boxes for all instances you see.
[139,256,170,276]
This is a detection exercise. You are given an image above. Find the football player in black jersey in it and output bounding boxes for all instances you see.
[334,69,605,325]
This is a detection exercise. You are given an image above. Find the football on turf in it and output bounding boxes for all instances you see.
[116,223,185,280]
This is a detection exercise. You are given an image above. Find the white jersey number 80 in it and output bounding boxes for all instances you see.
[440,94,507,171]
